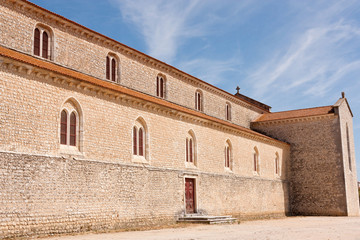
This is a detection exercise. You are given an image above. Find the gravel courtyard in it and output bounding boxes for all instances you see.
[41,217,360,240]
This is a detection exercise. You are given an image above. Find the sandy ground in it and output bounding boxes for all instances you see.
[40,217,360,240]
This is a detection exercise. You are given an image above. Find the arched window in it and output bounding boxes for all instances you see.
[33,25,53,60]
[156,75,166,98]
[226,103,231,121]
[60,110,78,147]
[346,123,352,171]
[106,54,118,82]
[60,110,67,145]
[253,147,260,174]
[59,98,82,151]
[34,28,40,56]
[195,90,202,111]
[275,152,280,176]
[225,140,232,170]
[185,130,197,166]
[132,118,148,160]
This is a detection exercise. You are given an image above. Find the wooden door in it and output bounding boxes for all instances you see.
[185,178,195,213]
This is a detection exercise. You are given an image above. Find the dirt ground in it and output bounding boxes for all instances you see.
[40,217,360,240]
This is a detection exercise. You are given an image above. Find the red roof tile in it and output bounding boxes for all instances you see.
[253,106,334,122]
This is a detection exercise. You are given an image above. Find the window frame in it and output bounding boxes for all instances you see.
[105,54,119,82]
[195,90,203,111]
[33,25,53,60]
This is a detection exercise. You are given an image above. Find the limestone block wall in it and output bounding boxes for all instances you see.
[0,1,265,129]
[252,116,350,216]
[0,62,288,178]
[336,100,360,216]
[0,151,289,239]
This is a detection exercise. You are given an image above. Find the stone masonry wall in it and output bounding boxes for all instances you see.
[0,62,289,179]
[0,151,289,239]
[252,116,348,216]
[0,1,264,129]
[337,100,360,216]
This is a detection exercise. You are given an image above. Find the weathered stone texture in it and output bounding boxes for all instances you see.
[0,152,289,239]
[252,114,359,216]
[336,100,360,216]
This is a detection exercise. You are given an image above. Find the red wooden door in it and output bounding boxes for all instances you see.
[185,178,195,213]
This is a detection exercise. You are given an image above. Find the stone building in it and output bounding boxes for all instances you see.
[0,0,359,238]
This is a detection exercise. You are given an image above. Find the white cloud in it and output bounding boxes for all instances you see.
[247,21,360,99]
[111,0,260,64]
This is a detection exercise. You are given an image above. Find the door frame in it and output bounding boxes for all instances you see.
[184,176,197,214]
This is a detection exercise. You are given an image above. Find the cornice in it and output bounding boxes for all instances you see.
[4,0,269,114]
[251,114,337,126]
[0,47,288,148]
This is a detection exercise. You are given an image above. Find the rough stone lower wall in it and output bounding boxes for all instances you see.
[0,151,289,239]
[252,116,348,216]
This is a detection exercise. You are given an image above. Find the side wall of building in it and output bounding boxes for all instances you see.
[252,115,350,216]
[337,101,360,216]
[0,152,289,239]
[0,2,265,128]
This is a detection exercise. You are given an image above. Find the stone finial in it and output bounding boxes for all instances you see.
[236,86,240,95]
[341,92,345,98]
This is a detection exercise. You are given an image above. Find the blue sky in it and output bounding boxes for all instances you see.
[29,0,360,180]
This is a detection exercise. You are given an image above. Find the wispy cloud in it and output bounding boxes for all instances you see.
[247,19,360,100]
[111,0,260,64]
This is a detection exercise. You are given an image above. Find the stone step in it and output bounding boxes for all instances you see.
[177,215,237,224]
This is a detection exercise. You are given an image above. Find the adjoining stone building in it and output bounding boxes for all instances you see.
[0,0,359,238]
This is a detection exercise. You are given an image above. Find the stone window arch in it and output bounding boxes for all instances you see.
[226,102,231,121]
[195,90,203,111]
[186,130,197,167]
[59,98,83,152]
[106,53,120,82]
[225,139,233,170]
[132,117,149,162]
[33,24,54,60]
[156,74,166,99]
[253,147,260,175]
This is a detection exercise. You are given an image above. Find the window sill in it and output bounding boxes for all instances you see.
[185,162,197,169]
[132,155,148,164]
[225,167,233,173]
[253,171,260,176]
[59,144,83,157]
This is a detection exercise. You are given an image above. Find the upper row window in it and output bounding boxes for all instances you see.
[33,26,52,60]
[106,54,118,82]
[156,75,166,98]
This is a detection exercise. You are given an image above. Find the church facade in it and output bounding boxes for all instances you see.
[0,0,359,238]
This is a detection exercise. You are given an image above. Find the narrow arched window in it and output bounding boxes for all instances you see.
[186,138,194,162]
[111,58,116,82]
[70,112,76,146]
[346,124,352,171]
[185,131,196,165]
[226,103,231,121]
[106,56,110,80]
[106,54,118,82]
[133,127,137,155]
[33,26,52,60]
[195,90,202,111]
[156,75,165,98]
[139,128,144,156]
[253,147,259,174]
[42,31,48,59]
[34,28,40,56]
[225,146,230,168]
[60,110,67,145]
[132,118,147,160]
